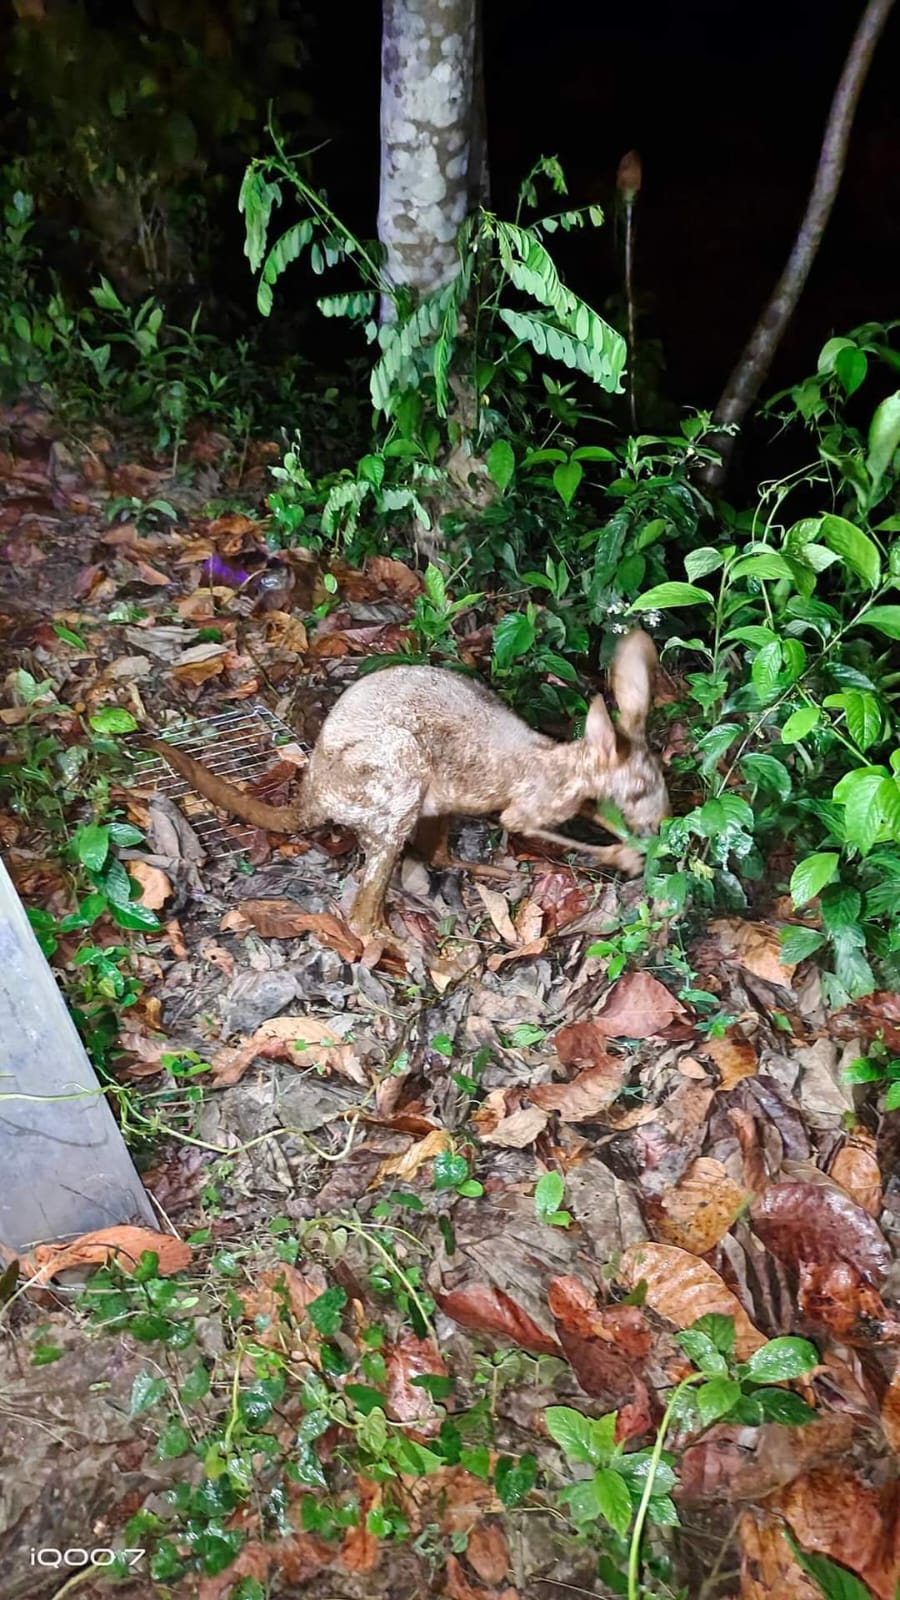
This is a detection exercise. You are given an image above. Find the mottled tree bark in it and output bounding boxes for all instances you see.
[378,0,479,302]
[701,0,897,493]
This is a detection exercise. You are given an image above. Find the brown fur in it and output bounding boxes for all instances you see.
[146,630,669,936]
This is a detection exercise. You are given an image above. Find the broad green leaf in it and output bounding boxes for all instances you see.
[730,552,795,581]
[834,344,868,397]
[751,1387,817,1425]
[695,1377,741,1426]
[130,1370,167,1416]
[839,769,887,855]
[744,1336,818,1383]
[691,1314,736,1357]
[790,852,838,906]
[820,514,881,588]
[676,1328,728,1376]
[592,1467,633,1536]
[779,925,827,965]
[110,900,162,932]
[559,1477,602,1525]
[831,926,875,998]
[844,690,882,752]
[493,610,536,669]
[553,460,583,507]
[545,1405,611,1465]
[740,753,792,801]
[684,546,724,581]
[855,605,900,640]
[817,336,856,374]
[819,884,862,930]
[751,639,782,699]
[866,391,900,502]
[876,777,900,840]
[74,822,110,872]
[487,439,516,492]
[631,582,713,611]
[781,705,821,743]
[535,1170,566,1223]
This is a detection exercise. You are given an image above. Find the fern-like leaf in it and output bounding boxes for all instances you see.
[239,170,281,274]
[316,291,378,322]
[498,306,625,394]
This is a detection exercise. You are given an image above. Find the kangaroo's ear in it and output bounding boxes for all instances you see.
[585,695,618,762]
[610,629,657,740]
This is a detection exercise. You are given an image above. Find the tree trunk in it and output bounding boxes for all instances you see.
[701,0,897,493]
[378,0,479,303]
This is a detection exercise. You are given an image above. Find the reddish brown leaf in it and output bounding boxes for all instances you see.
[593,970,687,1039]
[553,1018,618,1069]
[829,1136,883,1219]
[752,1181,891,1284]
[466,1524,510,1586]
[651,1157,748,1254]
[618,1243,765,1357]
[446,1554,518,1600]
[797,1260,900,1344]
[776,1468,898,1599]
[548,1277,652,1358]
[530,867,591,932]
[738,1512,822,1600]
[709,917,797,985]
[24,1226,192,1282]
[472,1089,548,1147]
[528,1057,628,1119]
[127,860,172,909]
[385,1332,448,1427]
[210,1015,367,1086]
[438,1285,560,1356]
[703,1030,758,1089]
[229,899,363,960]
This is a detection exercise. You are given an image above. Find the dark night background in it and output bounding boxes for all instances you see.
[2,0,899,413]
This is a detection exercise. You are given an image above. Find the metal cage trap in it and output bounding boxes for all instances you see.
[129,704,306,857]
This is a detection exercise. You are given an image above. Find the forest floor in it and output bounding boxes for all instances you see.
[1,400,900,1600]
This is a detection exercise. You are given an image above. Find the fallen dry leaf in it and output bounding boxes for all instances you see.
[752,1181,891,1284]
[796,1259,900,1344]
[474,883,519,945]
[385,1333,448,1428]
[651,1157,749,1253]
[710,917,796,985]
[472,1088,549,1147]
[227,899,363,960]
[880,1367,900,1452]
[445,1553,518,1600]
[547,1276,652,1358]
[438,1284,560,1356]
[703,1029,758,1089]
[829,1136,883,1219]
[738,1512,822,1600]
[376,1128,452,1183]
[593,970,687,1039]
[211,1014,367,1086]
[528,1058,627,1120]
[776,1468,896,1599]
[24,1225,192,1282]
[465,1523,510,1586]
[553,1017,618,1068]
[618,1242,765,1357]
[128,860,172,909]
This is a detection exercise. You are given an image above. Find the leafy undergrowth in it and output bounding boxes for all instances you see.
[2,404,900,1600]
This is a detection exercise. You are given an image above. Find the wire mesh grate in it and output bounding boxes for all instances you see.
[130,704,306,856]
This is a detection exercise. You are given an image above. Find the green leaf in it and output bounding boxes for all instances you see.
[307,1287,347,1337]
[110,900,161,933]
[838,769,887,855]
[834,344,868,397]
[545,1405,609,1465]
[781,705,821,743]
[730,552,796,581]
[751,1387,817,1425]
[74,823,110,872]
[684,547,724,581]
[779,925,827,965]
[592,1467,633,1537]
[493,611,536,669]
[695,1377,741,1426]
[820,884,862,931]
[495,1452,537,1507]
[108,822,145,847]
[487,439,516,492]
[856,605,900,640]
[831,926,875,998]
[631,583,713,611]
[789,1540,874,1600]
[130,1371,167,1416]
[820,514,881,588]
[156,1420,192,1460]
[843,690,882,752]
[691,1314,736,1357]
[553,460,583,508]
[866,391,900,503]
[876,777,900,841]
[433,1150,469,1191]
[790,853,839,906]
[751,639,783,700]
[744,1336,818,1383]
[676,1328,728,1377]
[740,753,792,801]
[535,1171,566,1224]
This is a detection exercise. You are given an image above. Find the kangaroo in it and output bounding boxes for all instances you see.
[146,629,669,937]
